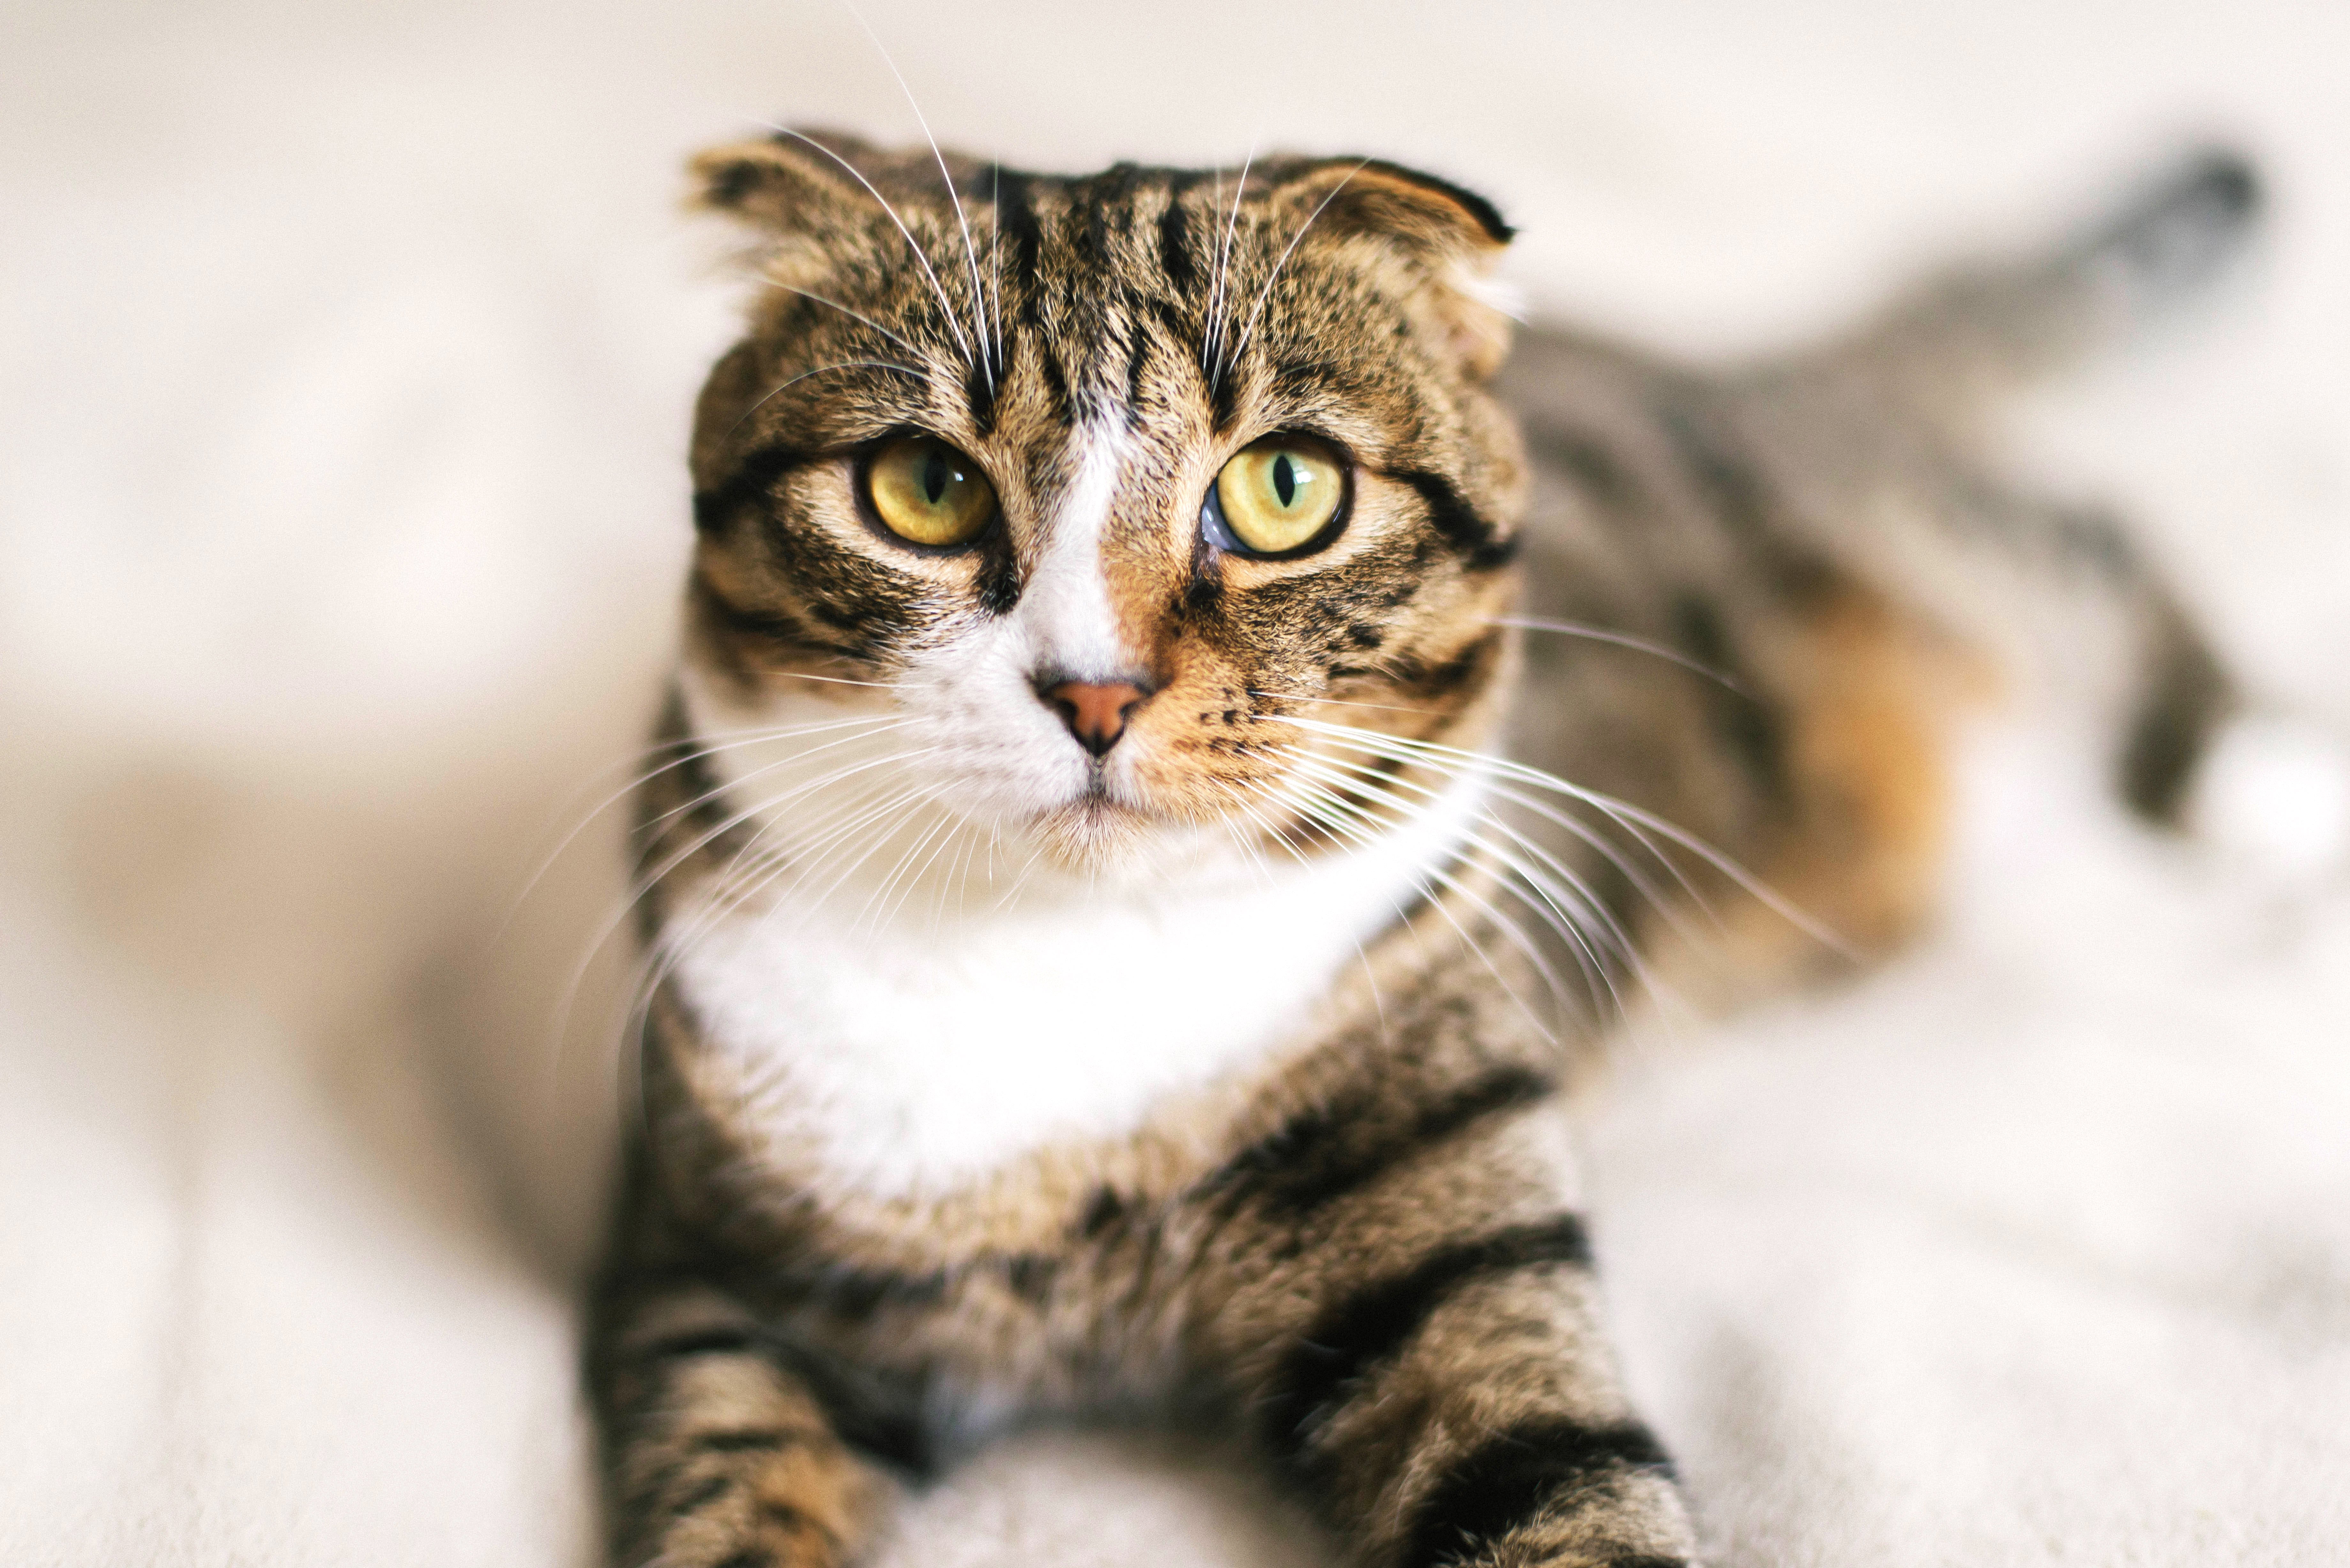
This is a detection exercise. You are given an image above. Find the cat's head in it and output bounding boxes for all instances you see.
[678,129,1526,896]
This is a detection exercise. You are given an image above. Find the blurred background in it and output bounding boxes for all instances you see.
[3,2,2346,1564]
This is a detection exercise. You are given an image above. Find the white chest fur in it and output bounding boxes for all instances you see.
[667,779,1485,1202]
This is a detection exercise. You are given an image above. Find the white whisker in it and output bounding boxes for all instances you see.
[1250,771,1560,1038]
[1495,615,1747,694]
[1207,145,1256,384]
[771,284,931,364]
[1269,763,1589,1029]
[1246,683,1444,718]
[728,359,926,438]
[1277,714,1852,958]
[502,710,902,939]
[988,161,1005,372]
[857,790,968,936]
[631,770,936,1057]
[601,746,921,1104]
[1285,746,1632,981]
[838,1,994,384]
[568,735,931,1048]
[769,670,902,691]
[1212,772,1398,1033]
[1225,158,1372,386]
[762,124,974,367]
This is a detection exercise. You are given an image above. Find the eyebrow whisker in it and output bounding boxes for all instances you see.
[763,122,976,368]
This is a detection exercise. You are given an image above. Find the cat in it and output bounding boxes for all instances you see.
[586,129,2265,1568]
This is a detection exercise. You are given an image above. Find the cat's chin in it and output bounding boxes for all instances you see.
[1019,793,1256,890]
[1025,795,1178,879]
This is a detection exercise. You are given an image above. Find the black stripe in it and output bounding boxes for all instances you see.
[1145,293,1194,337]
[2119,605,2233,825]
[659,1294,937,1476]
[1269,355,1349,403]
[640,1326,761,1361]
[641,698,747,865]
[1387,625,1505,704]
[1124,323,1154,426]
[1656,401,1769,539]
[974,527,1022,616]
[1262,1216,1592,1462]
[1144,292,1199,396]
[798,1263,951,1315]
[692,1428,797,1454]
[1669,594,1786,805]
[1084,163,1144,263]
[668,1474,734,1513]
[758,1498,811,1530]
[794,1248,1056,1308]
[1158,190,1196,290]
[688,570,868,665]
[1208,353,1242,434]
[1077,1185,1127,1238]
[1004,1252,1058,1302]
[994,168,1042,312]
[711,1550,773,1568]
[1214,1065,1557,1220]
[1403,1417,1676,1568]
[964,353,999,437]
[703,155,767,211]
[1395,469,1517,571]
[1530,426,1640,512]
[1033,338,1072,424]
[765,1341,934,1476]
[694,443,804,534]
[1182,539,1225,616]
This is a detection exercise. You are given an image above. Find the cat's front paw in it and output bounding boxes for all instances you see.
[637,1487,843,1568]
[621,1430,881,1568]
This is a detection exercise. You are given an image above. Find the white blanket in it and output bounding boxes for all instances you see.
[4,2,2346,1564]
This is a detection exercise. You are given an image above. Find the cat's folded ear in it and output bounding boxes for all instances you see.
[687,128,895,278]
[1271,159,1519,380]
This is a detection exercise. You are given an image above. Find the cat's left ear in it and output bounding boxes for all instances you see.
[686,129,898,284]
[1273,159,1518,379]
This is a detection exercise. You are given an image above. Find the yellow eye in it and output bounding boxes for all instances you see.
[864,436,997,548]
[1211,436,1346,556]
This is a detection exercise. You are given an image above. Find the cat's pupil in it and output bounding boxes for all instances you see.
[921,449,951,505]
[1273,453,1297,508]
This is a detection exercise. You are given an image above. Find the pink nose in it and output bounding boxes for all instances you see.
[1042,680,1149,758]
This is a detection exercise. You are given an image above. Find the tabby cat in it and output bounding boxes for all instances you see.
[587,130,2261,1568]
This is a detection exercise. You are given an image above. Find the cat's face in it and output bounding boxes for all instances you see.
[680,132,1526,891]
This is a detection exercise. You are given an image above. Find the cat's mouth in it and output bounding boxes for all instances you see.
[1044,782,1121,834]
[1016,767,1234,881]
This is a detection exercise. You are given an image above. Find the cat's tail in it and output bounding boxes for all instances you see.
[1742,148,2347,874]
[1839,146,2263,413]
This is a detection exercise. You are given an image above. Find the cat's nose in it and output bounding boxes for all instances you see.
[1040,680,1150,758]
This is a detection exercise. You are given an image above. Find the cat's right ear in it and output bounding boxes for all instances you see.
[1267,158,1520,381]
[686,130,882,272]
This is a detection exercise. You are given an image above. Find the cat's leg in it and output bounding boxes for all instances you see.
[1198,1074,1698,1568]
[1239,1210,1692,1567]
[588,1269,903,1568]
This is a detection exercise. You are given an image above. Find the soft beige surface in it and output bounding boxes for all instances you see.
[3,3,2347,1564]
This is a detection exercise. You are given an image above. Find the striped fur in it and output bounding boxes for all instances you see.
[588,133,2262,1568]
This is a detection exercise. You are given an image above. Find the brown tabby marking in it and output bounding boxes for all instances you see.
[587,132,2260,1568]
[1704,584,1997,984]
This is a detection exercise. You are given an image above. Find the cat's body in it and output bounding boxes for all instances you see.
[589,135,2261,1568]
